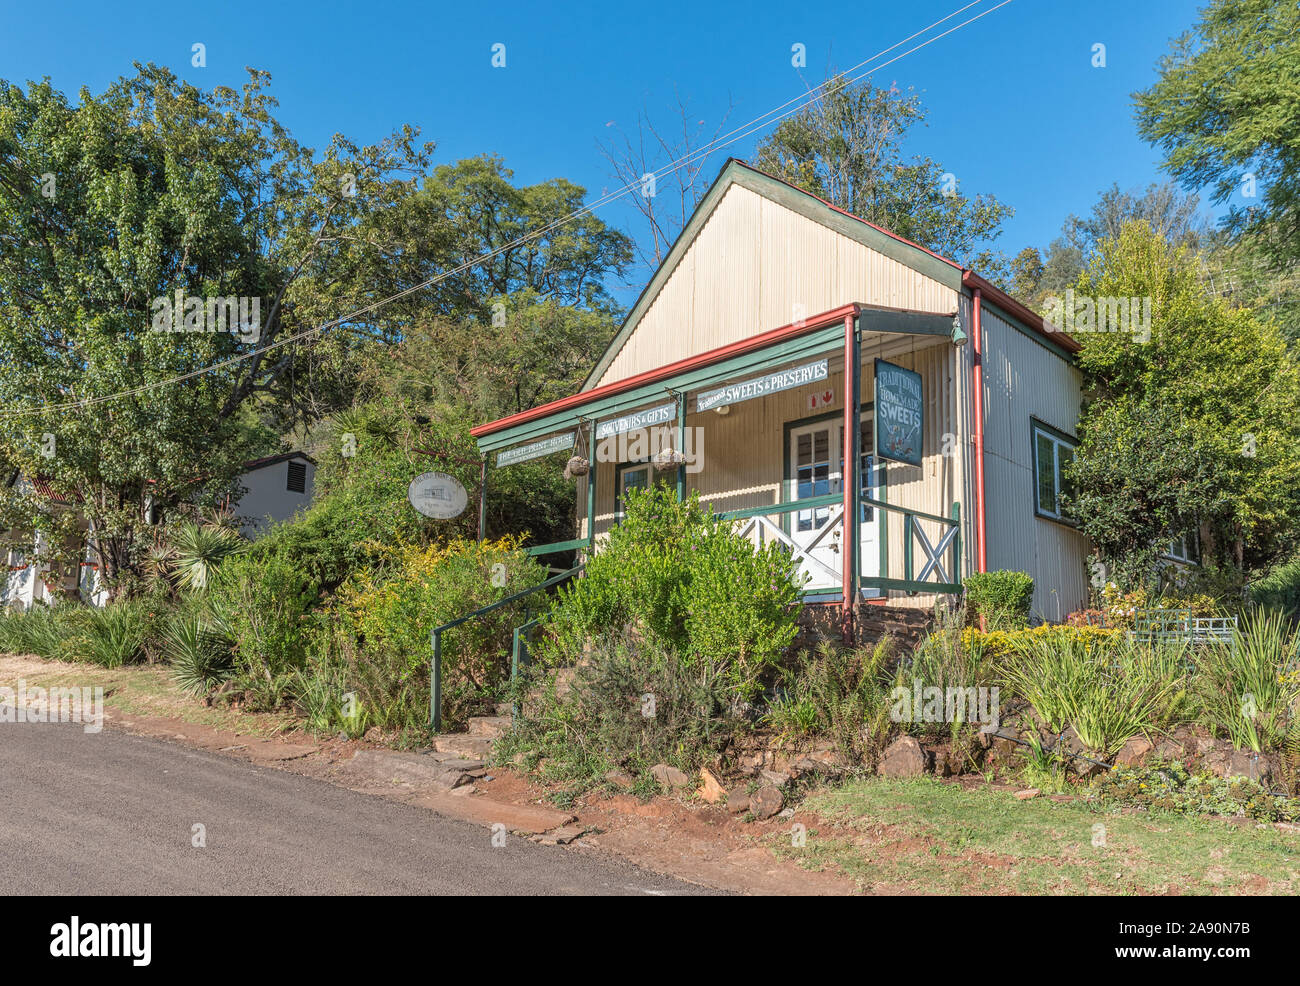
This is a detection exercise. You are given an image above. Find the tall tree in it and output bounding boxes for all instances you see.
[754,74,1012,265]
[0,67,629,593]
[598,90,734,272]
[1065,222,1300,588]
[1134,0,1300,268]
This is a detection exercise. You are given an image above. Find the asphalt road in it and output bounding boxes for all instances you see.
[0,718,717,895]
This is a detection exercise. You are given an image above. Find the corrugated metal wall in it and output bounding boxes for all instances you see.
[979,304,1091,620]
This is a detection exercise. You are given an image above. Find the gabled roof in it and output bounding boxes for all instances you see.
[240,451,315,473]
[583,158,1076,389]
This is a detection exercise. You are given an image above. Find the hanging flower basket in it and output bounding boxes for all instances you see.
[563,456,590,479]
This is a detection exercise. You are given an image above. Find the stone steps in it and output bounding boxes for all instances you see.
[431,734,495,760]
[467,715,511,739]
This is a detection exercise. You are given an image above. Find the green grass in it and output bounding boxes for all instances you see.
[778,777,1300,895]
[0,653,295,737]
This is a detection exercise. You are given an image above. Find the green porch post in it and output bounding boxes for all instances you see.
[477,454,488,541]
[675,391,686,501]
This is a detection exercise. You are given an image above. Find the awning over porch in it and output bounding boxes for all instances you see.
[472,303,958,456]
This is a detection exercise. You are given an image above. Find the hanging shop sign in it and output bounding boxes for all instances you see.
[874,359,924,466]
[495,433,575,468]
[595,402,676,440]
[695,359,828,413]
[407,471,468,519]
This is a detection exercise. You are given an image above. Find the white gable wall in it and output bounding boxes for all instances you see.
[235,457,315,537]
[595,184,960,387]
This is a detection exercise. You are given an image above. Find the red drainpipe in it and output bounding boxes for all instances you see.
[971,288,988,575]
[841,312,857,642]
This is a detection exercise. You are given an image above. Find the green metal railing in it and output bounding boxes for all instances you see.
[429,564,581,731]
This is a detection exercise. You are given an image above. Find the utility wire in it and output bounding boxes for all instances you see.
[0,0,1015,422]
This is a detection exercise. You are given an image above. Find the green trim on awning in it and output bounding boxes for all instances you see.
[478,322,844,453]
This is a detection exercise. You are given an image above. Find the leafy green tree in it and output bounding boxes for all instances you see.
[1065,222,1300,588]
[1135,0,1300,268]
[0,67,628,592]
[754,74,1011,264]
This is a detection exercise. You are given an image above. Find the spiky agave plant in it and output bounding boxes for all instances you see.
[168,521,246,591]
[161,614,233,695]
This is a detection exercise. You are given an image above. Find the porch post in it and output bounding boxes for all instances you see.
[674,390,686,501]
[477,454,488,541]
[842,312,859,642]
[586,419,597,555]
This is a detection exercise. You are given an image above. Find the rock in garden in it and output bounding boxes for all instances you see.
[750,785,784,820]
[1114,736,1152,768]
[929,748,953,777]
[1152,738,1187,762]
[651,763,690,789]
[726,786,750,813]
[604,768,635,790]
[878,736,928,778]
[760,769,791,788]
[1201,745,1231,777]
[1014,788,1041,800]
[696,766,726,804]
[1225,750,1272,786]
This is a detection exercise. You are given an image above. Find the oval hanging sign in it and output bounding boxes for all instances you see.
[407,471,468,519]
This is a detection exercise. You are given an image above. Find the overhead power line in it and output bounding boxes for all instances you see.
[0,0,1016,422]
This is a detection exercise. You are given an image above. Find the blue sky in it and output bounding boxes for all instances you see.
[2,0,1212,304]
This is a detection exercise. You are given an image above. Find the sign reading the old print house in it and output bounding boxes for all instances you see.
[407,471,468,519]
[595,402,675,440]
[495,433,575,468]
[874,359,923,466]
[695,359,828,413]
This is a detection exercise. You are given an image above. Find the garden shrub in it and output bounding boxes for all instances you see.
[539,487,801,700]
[899,607,999,741]
[961,623,1126,659]
[998,632,1189,758]
[501,629,740,803]
[332,536,545,730]
[71,601,153,668]
[1250,553,1300,621]
[964,571,1034,629]
[160,610,234,695]
[768,638,896,763]
[209,547,320,708]
[0,603,84,660]
[1096,581,1218,628]
[1093,760,1300,823]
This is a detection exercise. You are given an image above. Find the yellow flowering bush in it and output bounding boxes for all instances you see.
[1098,582,1218,628]
[961,623,1126,660]
[333,535,546,728]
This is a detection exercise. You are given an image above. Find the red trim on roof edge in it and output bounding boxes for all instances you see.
[961,271,1081,354]
[471,303,862,438]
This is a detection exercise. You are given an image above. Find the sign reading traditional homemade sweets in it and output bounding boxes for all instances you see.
[874,359,923,466]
